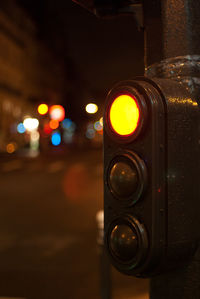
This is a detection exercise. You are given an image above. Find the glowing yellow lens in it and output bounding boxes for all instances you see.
[109,95,140,136]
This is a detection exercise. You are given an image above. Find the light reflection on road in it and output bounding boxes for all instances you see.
[62,163,90,201]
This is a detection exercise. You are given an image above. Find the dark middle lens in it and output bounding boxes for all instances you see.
[109,161,139,198]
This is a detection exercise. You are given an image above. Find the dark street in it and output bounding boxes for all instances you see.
[0,148,148,298]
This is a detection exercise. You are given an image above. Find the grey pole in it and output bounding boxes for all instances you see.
[96,210,112,299]
[143,1,200,298]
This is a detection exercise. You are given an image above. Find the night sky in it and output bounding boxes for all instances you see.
[18,0,144,120]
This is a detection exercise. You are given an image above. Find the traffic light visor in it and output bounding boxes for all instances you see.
[109,94,140,136]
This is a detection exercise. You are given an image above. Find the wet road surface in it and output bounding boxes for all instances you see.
[0,148,149,299]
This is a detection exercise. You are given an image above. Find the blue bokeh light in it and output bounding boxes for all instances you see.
[94,121,102,131]
[62,118,72,129]
[62,118,76,132]
[51,132,61,146]
[17,123,26,134]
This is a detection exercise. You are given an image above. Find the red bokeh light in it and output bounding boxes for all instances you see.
[49,105,65,122]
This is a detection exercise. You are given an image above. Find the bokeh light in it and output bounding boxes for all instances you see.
[31,131,40,142]
[43,123,52,135]
[6,142,17,153]
[49,105,65,121]
[63,131,73,144]
[86,128,95,139]
[17,123,26,134]
[62,118,72,129]
[62,118,76,132]
[85,103,98,114]
[51,132,61,146]
[38,103,48,115]
[30,131,40,151]
[99,117,103,126]
[23,118,39,132]
[49,119,59,130]
[94,121,103,131]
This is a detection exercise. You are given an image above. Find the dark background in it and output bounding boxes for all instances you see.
[0,2,149,298]
[18,0,144,120]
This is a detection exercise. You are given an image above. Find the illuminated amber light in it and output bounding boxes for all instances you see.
[38,104,48,115]
[109,94,140,136]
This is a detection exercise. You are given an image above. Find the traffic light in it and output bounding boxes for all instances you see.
[104,77,199,277]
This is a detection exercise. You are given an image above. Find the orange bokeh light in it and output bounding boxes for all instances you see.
[49,119,59,130]
[6,142,17,153]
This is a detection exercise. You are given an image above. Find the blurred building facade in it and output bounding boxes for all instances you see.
[0,0,67,152]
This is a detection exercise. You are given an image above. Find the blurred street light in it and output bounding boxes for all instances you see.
[30,130,40,151]
[99,117,103,126]
[49,105,65,121]
[49,119,59,130]
[23,118,39,132]
[85,103,98,114]
[51,131,61,146]
[38,104,48,115]
[43,123,52,135]
[17,123,26,134]
[6,142,17,154]
[94,120,102,131]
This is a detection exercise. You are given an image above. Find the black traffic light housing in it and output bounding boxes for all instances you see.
[104,77,199,277]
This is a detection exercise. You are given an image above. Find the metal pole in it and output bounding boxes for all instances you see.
[96,210,112,299]
[143,1,200,298]
[143,0,200,67]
